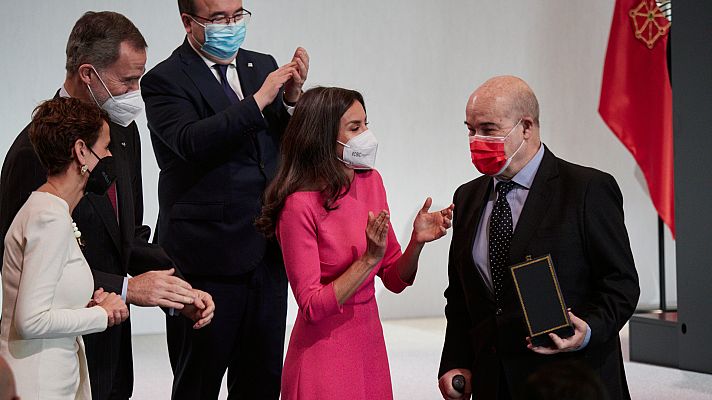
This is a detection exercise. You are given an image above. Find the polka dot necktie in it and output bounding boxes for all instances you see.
[489,181,516,302]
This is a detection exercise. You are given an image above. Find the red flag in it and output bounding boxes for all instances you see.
[599,0,674,236]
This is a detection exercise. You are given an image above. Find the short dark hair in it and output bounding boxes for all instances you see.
[29,98,109,176]
[177,0,196,15]
[65,11,147,74]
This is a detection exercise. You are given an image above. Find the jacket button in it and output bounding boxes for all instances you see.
[496,308,503,316]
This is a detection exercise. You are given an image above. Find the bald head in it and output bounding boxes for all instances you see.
[468,75,539,127]
[465,76,542,179]
[0,356,18,400]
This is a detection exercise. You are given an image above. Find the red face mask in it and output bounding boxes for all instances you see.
[469,119,523,176]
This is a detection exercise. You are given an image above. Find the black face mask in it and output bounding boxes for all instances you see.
[85,148,117,195]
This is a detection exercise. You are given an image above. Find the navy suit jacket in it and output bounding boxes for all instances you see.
[439,147,640,400]
[141,39,290,277]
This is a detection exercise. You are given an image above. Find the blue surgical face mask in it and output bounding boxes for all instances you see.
[191,17,247,61]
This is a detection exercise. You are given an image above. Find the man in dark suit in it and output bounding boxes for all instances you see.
[141,0,308,398]
[438,76,640,400]
[0,11,214,400]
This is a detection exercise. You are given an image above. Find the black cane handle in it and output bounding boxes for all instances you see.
[452,374,466,393]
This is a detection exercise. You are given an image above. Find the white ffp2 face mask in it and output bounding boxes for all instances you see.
[101,90,144,128]
[337,129,378,170]
[87,66,144,127]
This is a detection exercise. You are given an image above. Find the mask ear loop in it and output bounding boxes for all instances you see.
[509,133,526,159]
[505,119,527,165]
[335,140,351,165]
[188,15,207,47]
[89,66,117,103]
[490,119,525,177]
[87,84,102,107]
[503,119,523,140]
[87,147,102,161]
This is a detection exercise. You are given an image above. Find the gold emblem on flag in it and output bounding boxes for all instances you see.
[629,0,671,49]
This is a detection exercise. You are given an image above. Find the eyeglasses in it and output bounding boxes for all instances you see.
[189,9,251,25]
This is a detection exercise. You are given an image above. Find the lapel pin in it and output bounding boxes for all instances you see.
[121,142,127,147]
[247,62,253,68]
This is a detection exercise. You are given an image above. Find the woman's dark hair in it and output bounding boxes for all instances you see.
[28,97,109,176]
[256,87,365,237]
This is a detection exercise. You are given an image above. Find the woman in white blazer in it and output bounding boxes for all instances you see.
[0,97,129,399]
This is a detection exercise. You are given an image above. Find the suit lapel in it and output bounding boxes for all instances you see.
[110,123,136,260]
[86,194,121,251]
[509,147,559,262]
[178,39,232,113]
[85,122,137,254]
[235,49,259,97]
[460,177,496,302]
[234,49,264,163]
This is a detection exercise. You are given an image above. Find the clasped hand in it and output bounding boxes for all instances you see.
[527,311,589,354]
[89,288,129,327]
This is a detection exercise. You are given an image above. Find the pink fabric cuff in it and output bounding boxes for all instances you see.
[382,263,414,294]
[301,281,343,323]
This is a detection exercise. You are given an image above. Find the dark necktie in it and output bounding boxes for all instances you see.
[214,64,240,104]
[489,181,516,302]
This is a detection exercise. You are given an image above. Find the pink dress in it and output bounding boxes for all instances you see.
[276,170,412,400]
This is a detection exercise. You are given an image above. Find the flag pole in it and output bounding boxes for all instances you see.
[658,216,666,312]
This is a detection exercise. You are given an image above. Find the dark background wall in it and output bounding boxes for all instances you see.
[674,0,712,373]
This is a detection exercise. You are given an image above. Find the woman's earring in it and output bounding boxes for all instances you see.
[81,165,88,175]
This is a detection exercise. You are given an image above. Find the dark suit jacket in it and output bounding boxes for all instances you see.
[439,147,640,400]
[141,39,290,277]
[0,110,175,400]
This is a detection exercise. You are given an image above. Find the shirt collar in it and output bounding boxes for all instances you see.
[187,36,237,70]
[59,85,71,98]
[494,143,545,190]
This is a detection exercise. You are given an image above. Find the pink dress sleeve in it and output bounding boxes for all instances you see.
[377,223,412,294]
[373,171,412,294]
[276,195,343,323]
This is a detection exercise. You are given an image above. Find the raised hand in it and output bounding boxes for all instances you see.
[412,197,454,244]
[283,47,309,103]
[254,62,299,111]
[364,210,389,264]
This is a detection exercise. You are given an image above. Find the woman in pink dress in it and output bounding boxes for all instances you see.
[257,87,454,399]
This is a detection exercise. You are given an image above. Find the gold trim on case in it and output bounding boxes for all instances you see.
[510,254,571,339]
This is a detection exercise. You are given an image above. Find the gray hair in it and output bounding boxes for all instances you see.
[65,11,147,74]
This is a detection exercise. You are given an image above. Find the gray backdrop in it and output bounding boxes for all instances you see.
[0,0,674,334]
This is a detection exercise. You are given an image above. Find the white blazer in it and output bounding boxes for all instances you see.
[0,192,107,400]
